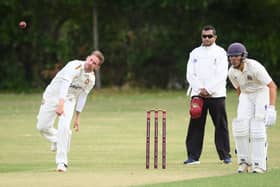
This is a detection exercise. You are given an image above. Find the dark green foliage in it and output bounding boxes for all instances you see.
[1,0,280,91]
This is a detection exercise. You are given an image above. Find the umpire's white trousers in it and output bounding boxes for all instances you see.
[37,97,75,166]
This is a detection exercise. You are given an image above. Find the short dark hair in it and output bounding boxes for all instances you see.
[202,25,216,35]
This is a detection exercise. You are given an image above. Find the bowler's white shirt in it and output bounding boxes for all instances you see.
[228,58,272,93]
[44,60,95,100]
[186,43,228,97]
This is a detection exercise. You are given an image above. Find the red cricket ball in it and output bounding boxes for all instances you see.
[19,21,27,29]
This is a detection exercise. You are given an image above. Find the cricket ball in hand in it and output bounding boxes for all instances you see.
[19,21,27,29]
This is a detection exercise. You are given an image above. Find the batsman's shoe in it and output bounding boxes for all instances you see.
[237,163,249,173]
[183,158,200,165]
[253,167,265,174]
[50,142,57,152]
[56,163,67,172]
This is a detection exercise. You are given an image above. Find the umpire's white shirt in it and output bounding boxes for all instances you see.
[228,58,272,93]
[186,43,228,97]
[44,60,95,101]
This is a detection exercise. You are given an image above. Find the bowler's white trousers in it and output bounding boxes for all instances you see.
[37,97,75,166]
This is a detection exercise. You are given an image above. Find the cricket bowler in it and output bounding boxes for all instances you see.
[36,50,104,172]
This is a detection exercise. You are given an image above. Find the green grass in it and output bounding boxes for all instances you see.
[138,169,280,187]
[0,89,279,187]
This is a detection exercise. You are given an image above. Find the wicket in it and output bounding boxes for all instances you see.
[146,109,166,169]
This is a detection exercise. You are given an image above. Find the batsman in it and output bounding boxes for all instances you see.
[36,50,104,172]
[227,42,277,173]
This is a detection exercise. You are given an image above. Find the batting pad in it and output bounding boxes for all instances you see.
[250,118,267,171]
[232,118,250,164]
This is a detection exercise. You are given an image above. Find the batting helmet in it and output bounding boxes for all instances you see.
[227,42,248,58]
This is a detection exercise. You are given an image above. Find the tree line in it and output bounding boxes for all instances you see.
[1,0,280,91]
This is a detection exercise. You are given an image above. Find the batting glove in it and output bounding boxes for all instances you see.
[265,105,277,127]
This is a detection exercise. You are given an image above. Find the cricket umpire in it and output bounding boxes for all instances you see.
[184,25,231,164]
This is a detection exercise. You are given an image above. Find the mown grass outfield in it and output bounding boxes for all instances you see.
[0,89,279,187]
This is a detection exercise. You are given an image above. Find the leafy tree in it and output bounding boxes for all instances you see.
[1,0,280,91]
